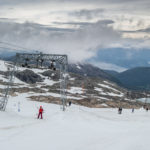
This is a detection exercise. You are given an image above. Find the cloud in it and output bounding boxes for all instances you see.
[0,21,122,62]
[90,61,127,72]
[52,20,114,29]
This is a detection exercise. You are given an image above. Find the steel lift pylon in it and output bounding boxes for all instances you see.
[0,63,17,111]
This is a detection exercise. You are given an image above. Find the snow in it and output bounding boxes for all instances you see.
[0,75,7,82]
[19,66,48,74]
[101,103,108,107]
[68,87,83,94]
[0,84,6,89]
[76,64,81,69]
[99,97,109,100]
[0,94,150,150]
[0,60,8,71]
[98,83,121,93]
[69,77,75,81]
[43,78,58,86]
[94,87,103,92]
[95,87,123,97]
[106,92,124,97]
[103,80,115,86]
[14,77,28,85]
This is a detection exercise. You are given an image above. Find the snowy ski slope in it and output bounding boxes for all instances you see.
[0,94,150,150]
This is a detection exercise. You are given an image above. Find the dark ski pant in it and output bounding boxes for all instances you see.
[38,112,43,119]
[118,110,122,114]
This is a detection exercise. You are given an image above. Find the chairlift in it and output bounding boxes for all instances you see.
[82,83,85,93]
[40,59,44,67]
[49,60,56,71]
[7,67,10,71]
[22,58,30,68]
[36,58,39,67]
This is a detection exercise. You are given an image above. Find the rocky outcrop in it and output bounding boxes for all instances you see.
[41,70,59,81]
[15,69,43,84]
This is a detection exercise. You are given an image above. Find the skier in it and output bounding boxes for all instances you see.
[38,106,44,119]
[146,107,148,112]
[69,101,72,106]
[118,107,122,114]
[132,108,134,113]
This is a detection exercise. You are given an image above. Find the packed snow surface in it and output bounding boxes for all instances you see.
[0,94,150,150]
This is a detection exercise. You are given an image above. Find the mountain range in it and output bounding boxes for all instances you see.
[1,50,150,91]
[89,48,150,71]
[114,67,150,91]
[1,59,145,109]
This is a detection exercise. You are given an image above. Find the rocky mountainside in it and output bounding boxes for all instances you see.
[68,63,121,84]
[3,55,122,85]
[2,52,150,91]
[0,60,148,108]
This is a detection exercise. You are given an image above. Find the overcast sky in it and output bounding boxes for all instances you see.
[0,0,150,65]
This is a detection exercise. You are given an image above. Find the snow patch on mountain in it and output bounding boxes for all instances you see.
[68,87,83,94]
[98,83,121,93]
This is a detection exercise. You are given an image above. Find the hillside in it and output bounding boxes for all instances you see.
[103,69,119,76]
[0,60,147,109]
[68,63,121,84]
[2,54,122,85]
[116,67,150,90]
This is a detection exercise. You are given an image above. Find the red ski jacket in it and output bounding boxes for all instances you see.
[39,107,43,113]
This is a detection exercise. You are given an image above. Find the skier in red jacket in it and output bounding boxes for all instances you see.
[38,106,44,119]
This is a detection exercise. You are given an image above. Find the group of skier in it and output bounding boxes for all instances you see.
[37,102,149,119]
[117,107,149,115]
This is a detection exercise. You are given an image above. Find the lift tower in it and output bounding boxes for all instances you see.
[0,53,68,111]
[0,63,16,111]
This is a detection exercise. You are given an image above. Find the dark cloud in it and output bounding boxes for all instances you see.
[53,21,93,26]
[136,27,150,33]
[122,27,150,33]
[53,20,114,28]
[70,8,105,20]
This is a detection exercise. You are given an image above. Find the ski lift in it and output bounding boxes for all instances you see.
[49,60,56,71]
[40,59,44,67]
[36,58,44,68]
[7,67,10,71]
[36,58,39,67]
[22,58,30,68]
[82,83,85,93]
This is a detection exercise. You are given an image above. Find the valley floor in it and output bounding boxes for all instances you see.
[0,94,150,150]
